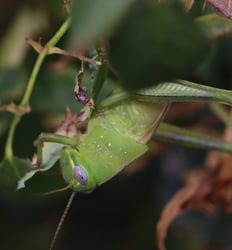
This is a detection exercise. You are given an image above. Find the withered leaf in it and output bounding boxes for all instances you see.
[207,123,232,213]
[156,170,214,250]
[156,109,232,250]
[206,0,232,20]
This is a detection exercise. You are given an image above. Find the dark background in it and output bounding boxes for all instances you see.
[1,1,232,249]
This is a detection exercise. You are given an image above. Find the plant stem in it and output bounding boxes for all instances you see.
[155,123,232,154]
[210,103,232,127]
[5,117,20,159]
[21,50,47,106]
[46,17,71,47]
[21,17,71,105]
[4,17,71,159]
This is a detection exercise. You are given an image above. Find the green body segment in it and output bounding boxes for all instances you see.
[88,99,169,143]
[60,100,169,192]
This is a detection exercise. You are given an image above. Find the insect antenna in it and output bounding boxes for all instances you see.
[49,191,76,250]
[37,184,72,196]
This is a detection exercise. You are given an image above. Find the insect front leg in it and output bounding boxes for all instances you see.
[35,133,79,167]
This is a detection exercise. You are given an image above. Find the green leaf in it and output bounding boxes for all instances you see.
[0,157,32,192]
[109,3,209,90]
[69,0,134,46]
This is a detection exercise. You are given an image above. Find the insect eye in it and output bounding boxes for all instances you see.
[73,165,88,185]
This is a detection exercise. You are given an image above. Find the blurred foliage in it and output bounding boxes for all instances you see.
[1,0,232,250]
[109,2,208,90]
[69,0,134,47]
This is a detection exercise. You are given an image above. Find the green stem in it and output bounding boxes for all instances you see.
[209,103,232,127]
[100,91,130,108]
[5,117,20,159]
[4,17,71,159]
[21,49,47,106]
[155,123,232,153]
[92,64,107,101]
[46,18,71,47]
[21,17,71,105]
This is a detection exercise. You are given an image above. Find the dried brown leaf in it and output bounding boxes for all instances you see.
[156,170,214,250]
[209,153,232,213]
[206,114,232,212]
[55,106,90,136]
[0,103,31,115]
[156,109,232,249]
[204,150,221,171]
[205,0,232,20]
[211,180,232,213]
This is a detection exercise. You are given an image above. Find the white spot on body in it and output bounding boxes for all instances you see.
[124,151,127,154]
[100,135,104,139]
[108,143,111,147]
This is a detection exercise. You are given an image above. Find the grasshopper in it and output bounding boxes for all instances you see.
[26,9,232,250]
[34,77,232,250]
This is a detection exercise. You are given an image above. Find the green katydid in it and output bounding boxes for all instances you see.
[36,93,169,193]
[30,11,232,195]
[28,8,232,250]
[34,77,232,250]
[35,79,232,194]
